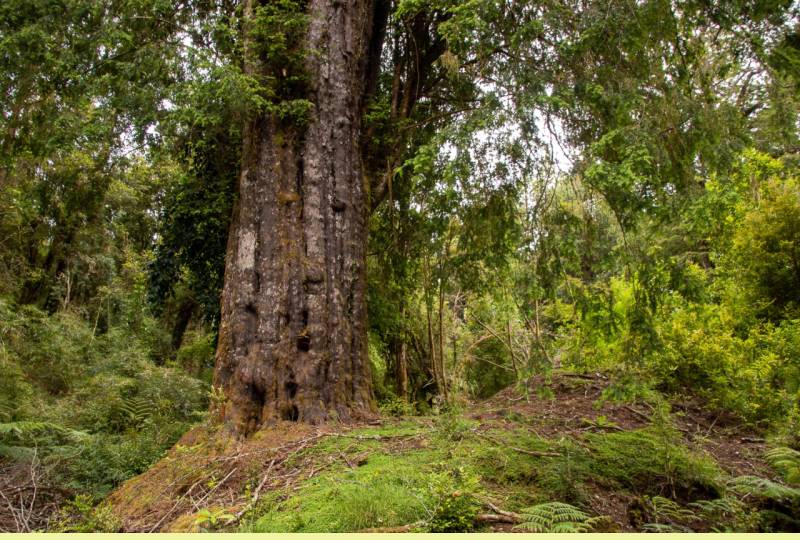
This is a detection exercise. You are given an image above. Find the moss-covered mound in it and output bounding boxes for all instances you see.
[105,373,800,533]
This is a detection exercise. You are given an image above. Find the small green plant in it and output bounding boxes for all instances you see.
[379,396,416,417]
[641,495,697,532]
[434,407,473,441]
[514,502,604,532]
[689,498,759,532]
[194,507,236,531]
[121,396,154,427]
[55,495,119,532]
[426,466,482,532]
[580,414,621,431]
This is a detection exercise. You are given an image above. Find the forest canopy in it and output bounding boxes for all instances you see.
[1,0,800,533]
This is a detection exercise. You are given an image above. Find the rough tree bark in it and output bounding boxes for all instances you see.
[213,0,386,435]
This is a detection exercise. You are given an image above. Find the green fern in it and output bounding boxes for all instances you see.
[121,396,155,425]
[727,475,800,502]
[0,399,13,423]
[641,495,696,532]
[641,496,753,532]
[0,443,36,461]
[0,421,88,461]
[690,497,739,517]
[642,522,688,532]
[0,421,87,438]
[514,502,603,532]
[0,421,77,439]
[688,498,758,532]
[765,447,800,485]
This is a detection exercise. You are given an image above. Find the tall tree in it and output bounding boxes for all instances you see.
[212,0,387,434]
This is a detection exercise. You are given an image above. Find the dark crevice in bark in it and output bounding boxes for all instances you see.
[285,381,298,399]
[282,404,299,422]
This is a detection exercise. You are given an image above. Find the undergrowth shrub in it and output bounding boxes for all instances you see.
[425,466,481,532]
[54,495,119,533]
[0,295,208,503]
[379,396,416,417]
[434,406,474,441]
[173,328,216,380]
[766,447,800,484]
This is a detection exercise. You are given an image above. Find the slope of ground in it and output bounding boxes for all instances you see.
[104,372,799,533]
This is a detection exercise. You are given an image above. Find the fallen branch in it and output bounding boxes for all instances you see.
[361,521,425,532]
[329,431,424,441]
[475,513,519,524]
[191,466,238,512]
[482,500,523,522]
[510,447,562,457]
[623,405,651,423]
[563,372,607,381]
[233,459,275,522]
[147,464,238,533]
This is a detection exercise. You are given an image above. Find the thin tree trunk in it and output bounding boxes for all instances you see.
[171,297,197,353]
[213,0,381,435]
[506,319,518,378]
[424,269,438,393]
[393,305,409,400]
[437,278,448,400]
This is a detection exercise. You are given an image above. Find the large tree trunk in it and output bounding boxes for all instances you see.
[213,0,381,435]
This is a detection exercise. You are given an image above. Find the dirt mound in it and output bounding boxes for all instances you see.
[476,372,773,478]
[109,422,327,531]
[107,371,780,533]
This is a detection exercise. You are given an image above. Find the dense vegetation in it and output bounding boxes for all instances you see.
[1,0,799,532]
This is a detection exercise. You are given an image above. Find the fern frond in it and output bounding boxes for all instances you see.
[0,444,36,461]
[642,522,691,532]
[514,502,602,533]
[648,495,697,522]
[0,421,88,445]
[728,475,800,501]
[121,396,155,425]
[689,497,737,516]
[0,400,13,423]
[765,447,800,484]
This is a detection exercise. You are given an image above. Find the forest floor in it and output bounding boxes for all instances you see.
[107,371,793,533]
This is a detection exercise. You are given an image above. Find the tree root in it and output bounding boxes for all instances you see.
[358,502,523,532]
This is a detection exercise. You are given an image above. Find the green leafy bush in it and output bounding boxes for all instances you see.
[54,495,119,533]
[426,466,482,532]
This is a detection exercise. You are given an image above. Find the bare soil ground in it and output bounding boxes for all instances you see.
[0,459,67,532]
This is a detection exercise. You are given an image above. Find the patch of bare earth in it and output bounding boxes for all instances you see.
[0,458,68,532]
[473,373,650,437]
